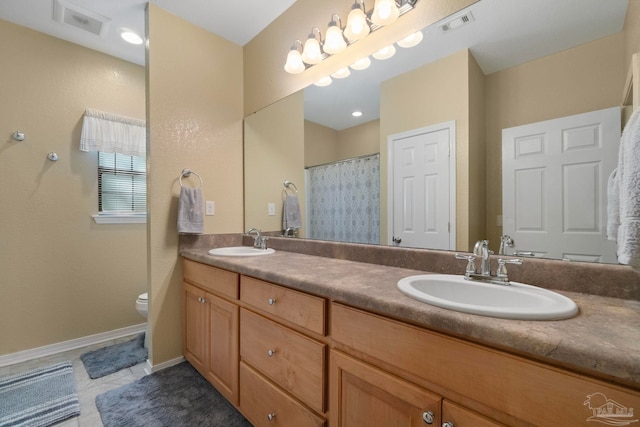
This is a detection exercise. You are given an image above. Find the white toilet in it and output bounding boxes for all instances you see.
[135,292,149,349]
[136,292,148,318]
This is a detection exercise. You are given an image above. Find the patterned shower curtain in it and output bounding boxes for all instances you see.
[306,154,380,244]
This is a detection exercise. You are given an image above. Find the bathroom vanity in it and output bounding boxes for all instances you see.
[181,238,640,427]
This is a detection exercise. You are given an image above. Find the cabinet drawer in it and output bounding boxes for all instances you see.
[241,308,326,413]
[183,259,239,300]
[241,275,325,335]
[331,303,640,426]
[240,362,326,427]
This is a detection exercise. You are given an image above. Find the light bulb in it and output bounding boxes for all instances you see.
[324,24,347,54]
[350,57,371,70]
[121,31,143,45]
[284,49,305,74]
[372,45,396,60]
[344,5,370,42]
[397,31,424,48]
[371,0,400,26]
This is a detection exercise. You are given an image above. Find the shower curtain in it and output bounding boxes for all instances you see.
[306,154,380,244]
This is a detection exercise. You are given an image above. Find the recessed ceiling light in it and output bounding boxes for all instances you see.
[352,111,363,117]
[121,31,143,45]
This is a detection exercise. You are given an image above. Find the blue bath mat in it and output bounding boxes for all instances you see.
[81,333,147,379]
[0,361,80,427]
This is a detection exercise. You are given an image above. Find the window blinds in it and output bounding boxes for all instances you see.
[98,152,146,213]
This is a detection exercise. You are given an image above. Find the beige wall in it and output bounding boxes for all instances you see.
[305,119,380,167]
[337,120,380,160]
[625,0,640,73]
[0,20,146,355]
[304,120,339,167]
[380,49,483,250]
[484,33,625,248]
[146,4,244,364]
[245,91,305,236]
[243,0,478,115]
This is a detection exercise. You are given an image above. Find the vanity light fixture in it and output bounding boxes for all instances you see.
[397,30,423,48]
[284,40,305,74]
[301,28,324,65]
[284,0,418,74]
[324,15,347,54]
[372,44,396,60]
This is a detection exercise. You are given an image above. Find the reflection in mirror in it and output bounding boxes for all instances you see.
[245,0,636,264]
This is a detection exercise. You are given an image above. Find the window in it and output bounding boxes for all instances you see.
[95,152,146,222]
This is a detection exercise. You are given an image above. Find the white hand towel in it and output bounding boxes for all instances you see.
[282,193,302,230]
[616,108,640,267]
[606,168,619,240]
[177,187,204,234]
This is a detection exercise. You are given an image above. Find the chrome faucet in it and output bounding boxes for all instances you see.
[498,235,514,255]
[247,228,268,249]
[283,227,297,238]
[455,239,523,285]
[473,239,492,276]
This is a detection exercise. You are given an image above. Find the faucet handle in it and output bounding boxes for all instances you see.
[455,253,477,275]
[496,258,523,279]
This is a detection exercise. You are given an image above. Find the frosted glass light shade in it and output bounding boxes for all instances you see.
[344,7,369,42]
[314,76,333,87]
[301,37,323,64]
[331,67,351,79]
[350,57,371,70]
[371,0,400,26]
[372,44,396,60]
[324,25,347,54]
[397,31,424,48]
[284,49,305,74]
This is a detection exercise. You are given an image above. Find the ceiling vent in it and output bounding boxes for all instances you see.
[439,11,475,32]
[52,0,111,37]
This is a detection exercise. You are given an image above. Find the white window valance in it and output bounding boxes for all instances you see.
[80,108,146,157]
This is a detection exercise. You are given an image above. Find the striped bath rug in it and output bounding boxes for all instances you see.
[0,361,80,427]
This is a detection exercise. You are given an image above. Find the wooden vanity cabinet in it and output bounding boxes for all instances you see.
[183,260,240,406]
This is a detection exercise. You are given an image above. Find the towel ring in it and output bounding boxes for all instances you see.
[179,168,203,188]
[283,180,298,194]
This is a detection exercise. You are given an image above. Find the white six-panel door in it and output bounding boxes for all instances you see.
[389,121,456,250]
[502,107,620,263]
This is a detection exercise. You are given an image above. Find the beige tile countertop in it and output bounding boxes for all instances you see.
[180,237,640,389]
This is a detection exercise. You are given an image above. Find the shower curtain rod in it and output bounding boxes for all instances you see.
[305,153,379,170]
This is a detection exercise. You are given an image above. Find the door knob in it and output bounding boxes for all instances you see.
[393,236,402,244]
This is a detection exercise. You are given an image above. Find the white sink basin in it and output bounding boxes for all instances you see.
[208,247,275,257]
[397,274,578,320]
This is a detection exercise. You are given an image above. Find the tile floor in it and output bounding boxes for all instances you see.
[0,334,148,427]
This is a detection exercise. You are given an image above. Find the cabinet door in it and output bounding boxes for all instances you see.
[206,292,239,406]
[442,401,506,427]
[330,350,441,427]
[183,282,207,373]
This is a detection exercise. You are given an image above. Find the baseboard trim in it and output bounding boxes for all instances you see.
[0,323,147,368]
[144,356,185,375]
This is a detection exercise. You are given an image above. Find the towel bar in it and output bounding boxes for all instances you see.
[179,169,203,188]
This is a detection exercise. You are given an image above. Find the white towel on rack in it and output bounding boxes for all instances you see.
[614,108,640,268]
[177,187,204,234]
[283,194,302,230]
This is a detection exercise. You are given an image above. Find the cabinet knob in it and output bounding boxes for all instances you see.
[268,298,276,305]
[267,412,276,421]
[267,349,276,357]
[422,411,434,424]
[442,423,454,427]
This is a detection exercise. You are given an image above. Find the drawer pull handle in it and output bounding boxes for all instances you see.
[268,298,276,305]
[422,411,434,424]
[267,349,276,357]
[442,423,454,427]
[267,413,276,421]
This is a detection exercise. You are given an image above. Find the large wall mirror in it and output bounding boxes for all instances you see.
[244,0,635,265]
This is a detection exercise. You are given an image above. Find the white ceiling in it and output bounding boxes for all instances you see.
[0,0,630,130]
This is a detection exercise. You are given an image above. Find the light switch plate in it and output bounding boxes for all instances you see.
[206,201,215,216]
[268,203,276,216]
